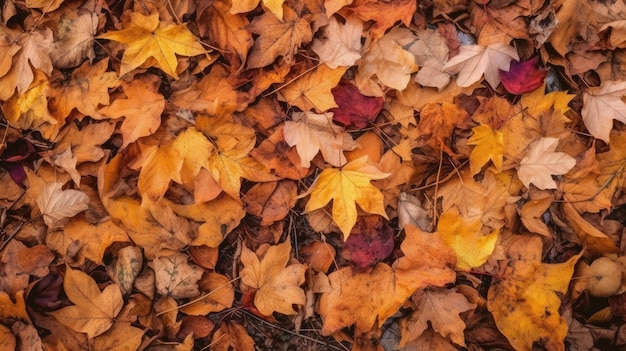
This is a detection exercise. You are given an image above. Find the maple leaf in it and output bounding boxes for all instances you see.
[48,58,120,121]
[437,209,499,271]
[52,266,123,338]
[230,0,285,20]
[356,26,418,94]
[202,0,253,71]
[240,241,307,316]
[414,101,472,156]
[499,56,548,95]
[283,111,359,168]
[196,115,280,199]
[581,80,626,143]
[399,288,476,347]
[405,28,451,91]
[36,182,89,228]
[180,272,235,315]
[303,156,389,239]
[98,77,165,148]
[211,322,255,351]
[467,123,504,175]
[311,16,363,69]
[279,65,347,112]
[443,43,519,88]
[246,6,313,69]
[98,11,206,78]
[330,82,384,128]
[518,137,576,190]
[149,252,204,299]
[488,235,581,351]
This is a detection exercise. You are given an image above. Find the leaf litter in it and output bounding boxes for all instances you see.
[3,0,626,350]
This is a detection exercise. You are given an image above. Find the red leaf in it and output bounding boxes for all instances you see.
[499,56,548,95]
[341,215,395,272]
[330,82,384,129]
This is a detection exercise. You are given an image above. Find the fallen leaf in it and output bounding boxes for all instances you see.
[279,65,347,112]
[518,137,576,190]
[150,252,204,299]
[246,6,313,69]
[107,246,143,296]
[467,123,504,175]
[240,241,307,316]
[91,322,144,351]
[443,43,519,88]
[304,156,389,239]
[98,77,165,149]
[283,111,359,168]
[210,322,255,351]
[405,28,451,91]
[488,235,581,351]
[499,56,548,95]
[136,143,183,202]
[230,0,284,20]
[311,15,363,69]
[53,266,123,338]
[330,82,384,128]
[180,272,235,315]
[49,11,98,69]
[36,182,89,228]
[399,288,476,347]
[347,0,416,39]
[356,26,419,94]
[244,181,297,225]
[438,209,499,271]
[340,215,395,272]
[98,11,206,78]
[581,80,626,143]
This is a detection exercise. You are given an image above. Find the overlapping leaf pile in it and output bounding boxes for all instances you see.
[3,0,626,350]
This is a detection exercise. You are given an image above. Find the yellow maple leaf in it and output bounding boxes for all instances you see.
[488,234,581,351]
[437,209,499,271]
[52,265,123,338]
[196,115,279,199]
[4,69,57,131]
[520,83,574,118]
[467,123,504,175]
[279,65,347,112]
[304,156,390,239]
[230,0,285,21]
[98,11,206,78]
[240,241,306,316]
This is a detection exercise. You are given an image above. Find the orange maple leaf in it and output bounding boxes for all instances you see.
[240,241,307,316]
[98,11,206,78]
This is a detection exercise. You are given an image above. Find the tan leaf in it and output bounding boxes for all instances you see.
[518,137,576,190]
[149,252,204,299]
[279,65,347,112]
[240,241,306,316]
[53,266,123,338]
[36,182,89,228]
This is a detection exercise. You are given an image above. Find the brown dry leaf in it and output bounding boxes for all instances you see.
[399,288,476,347]
[201,0,253,71]
[520,196,553,236]
[53,266,123,338]
[279,65,347,112]
[244,181,297,225]
[414,101,472,157]
[47,219,130,265]
[250,126,309,180]
[210,322,255,351]
[150,252,204,299]
[107,246,143,296]
[90,322,144,351]
[180,272,234,315]
[49,11,98,69]
[311,15,363,69]
[240,241,307,316]
[0,290,29,321]
[246,5,313,69]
